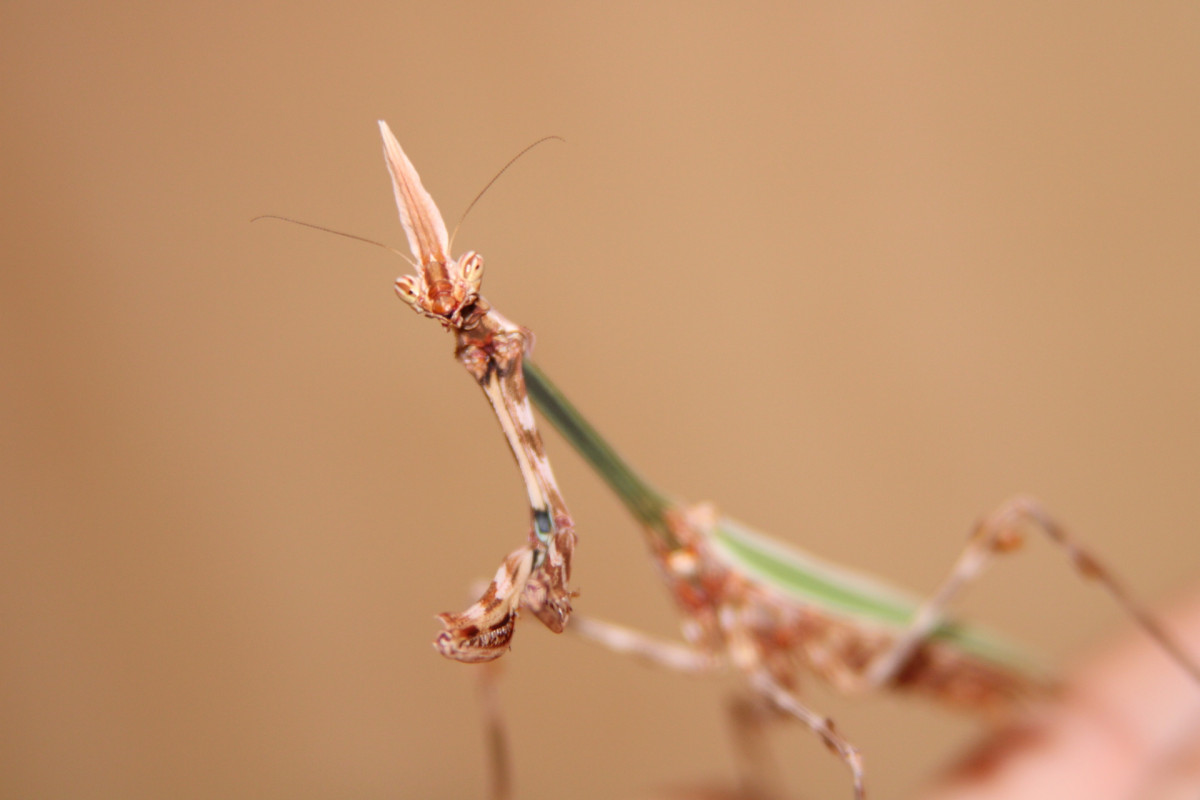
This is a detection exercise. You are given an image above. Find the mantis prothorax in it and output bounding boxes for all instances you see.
[372,120,1200,800]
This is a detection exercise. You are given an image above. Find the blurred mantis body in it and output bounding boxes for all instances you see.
[373,120,1200,799]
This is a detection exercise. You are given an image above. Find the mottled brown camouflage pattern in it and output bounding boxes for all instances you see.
[379,121,576,663]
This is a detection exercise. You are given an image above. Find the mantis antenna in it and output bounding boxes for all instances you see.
[250,214,419,269]
[447,135,565,252]
[253,134,563,267]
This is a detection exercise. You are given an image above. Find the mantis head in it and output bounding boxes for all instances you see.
[379,120,486,329]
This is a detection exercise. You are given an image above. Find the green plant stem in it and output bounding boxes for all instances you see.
[523,361,678,547]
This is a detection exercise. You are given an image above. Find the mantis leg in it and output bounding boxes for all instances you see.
[476,660,512,800]
[472,614,714,799]
[863,495,1200,689]
[566,613,717,673]
[727,692,786,800]
[748,669,867,800]
[569,615,845,797]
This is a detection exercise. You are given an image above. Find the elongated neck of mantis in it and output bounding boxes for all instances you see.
[522,361,681,549]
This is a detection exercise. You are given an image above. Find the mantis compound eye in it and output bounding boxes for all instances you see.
[394,275,422,309]
[459,251,484,293]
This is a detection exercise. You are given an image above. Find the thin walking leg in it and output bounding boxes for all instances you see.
[477,660,512,800]
[864,495,1200,689]
[747,669,866,800]
[567,613,717,673]
[727,692,785,800]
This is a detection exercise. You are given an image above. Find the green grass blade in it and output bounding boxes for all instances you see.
[523,360,1038,671]
[709,517,1036,668]
[523,361,672,533]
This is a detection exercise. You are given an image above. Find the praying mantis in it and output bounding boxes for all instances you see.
[369,121,1200,799]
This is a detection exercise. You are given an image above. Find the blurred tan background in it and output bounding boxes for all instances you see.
[4,3,1199,799]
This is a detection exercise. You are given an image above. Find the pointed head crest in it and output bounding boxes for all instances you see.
[379,120,486,328]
